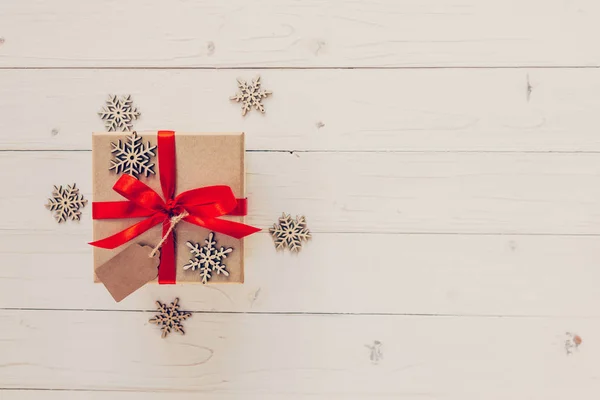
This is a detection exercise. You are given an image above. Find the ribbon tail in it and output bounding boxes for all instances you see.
[158,220,177,285]
[89,214,165,249]
[184,215,261,239]
[229,198,249,216]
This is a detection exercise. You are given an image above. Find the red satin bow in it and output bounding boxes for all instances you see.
[90,130,260,284]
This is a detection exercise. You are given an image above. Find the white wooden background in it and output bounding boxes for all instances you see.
[1,0,599,398]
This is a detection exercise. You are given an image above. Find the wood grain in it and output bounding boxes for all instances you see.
[2,233,600,317]
[2,151,599,318]
[1,310,597,398]
[2,69,600,151]
[2,1,599,397]
[3,151,600,235]
[0,0,598,68]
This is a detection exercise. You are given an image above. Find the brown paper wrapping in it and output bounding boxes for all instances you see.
[92,131,246,284]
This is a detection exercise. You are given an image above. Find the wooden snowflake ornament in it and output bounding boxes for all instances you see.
[149,298,192,338]
[98,94,140,132]
[270,213,311,252]
[109,131,157,178]
[45,184,87,223]
[230,76,272,116]
[183,232,233,284]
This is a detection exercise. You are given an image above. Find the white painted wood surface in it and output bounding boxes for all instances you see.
[5,152,600,235]
[0,311,598,398]
[3,69,600,151]
[4,233,600,317]
[1,0,600,68]
[0,1,599,399]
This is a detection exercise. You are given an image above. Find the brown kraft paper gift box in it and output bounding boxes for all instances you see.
[92,131,247,284]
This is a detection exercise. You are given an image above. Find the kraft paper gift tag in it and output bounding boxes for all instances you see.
[96,244,160,302]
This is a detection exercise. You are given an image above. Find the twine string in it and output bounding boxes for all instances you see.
[149,211,189,258]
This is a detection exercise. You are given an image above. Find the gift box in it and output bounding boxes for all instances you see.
[91,131,259,297]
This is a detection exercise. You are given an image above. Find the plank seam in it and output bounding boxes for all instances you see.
[4,149,600,154]
[1,308,599,319]
[3,231,600,237]
[1,66,600,70]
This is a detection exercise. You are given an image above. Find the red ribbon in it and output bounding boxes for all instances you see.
[90,130,260,284]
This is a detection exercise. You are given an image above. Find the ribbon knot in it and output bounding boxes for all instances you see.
[90,130,260,284]
[164,199,181,216]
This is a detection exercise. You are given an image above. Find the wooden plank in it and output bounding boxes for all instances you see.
[2,232,600,317]
[0,0,598,68]
[3,151,600,235]
[0,310,597,397]
[2,68,600,151]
